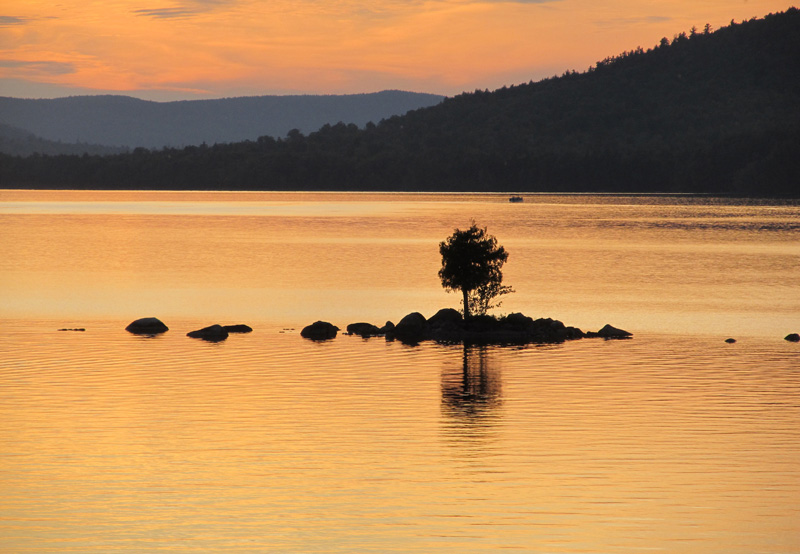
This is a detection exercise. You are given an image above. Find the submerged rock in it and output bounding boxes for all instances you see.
[301,321,339,341]
[125,317,169,335]
[187,324,228,342]
[785,333,800,342]
[591,324,633,339]
[725,338,737,344]
[223,324,253,334]
[347,322,383,337]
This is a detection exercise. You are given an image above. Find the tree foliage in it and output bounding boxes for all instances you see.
[439,223,513,318]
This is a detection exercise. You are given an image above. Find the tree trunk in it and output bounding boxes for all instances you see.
[462,287,471,320]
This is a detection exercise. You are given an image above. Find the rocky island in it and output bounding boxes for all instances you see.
[301,308,632,345]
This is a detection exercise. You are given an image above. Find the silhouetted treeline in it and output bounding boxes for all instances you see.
[2,8,799,196]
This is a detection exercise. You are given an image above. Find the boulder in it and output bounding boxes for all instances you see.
[528,317,572,342]
[503,312,534,328]
[347,322,383,337]
[428,308,463,327]
[392,312,427,343]
[301,321,339,341]
[187,324,228,342]
[125,317,169,335]
[223,324,253,333]
[379,321,395,334]
[785,333,800,342]
[595,324,632,339]
[725,338,737,344]
[427,309,464,342]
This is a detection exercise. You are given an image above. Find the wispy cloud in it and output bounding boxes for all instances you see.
[594,15,673,27]
[133,7,199,19]
[0,60,76,76]
[134,0,233,19]
[0,15,31,26]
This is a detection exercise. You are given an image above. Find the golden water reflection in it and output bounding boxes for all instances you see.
[0,322,799,552]
[1,192,799,552]
[441,345,503,423]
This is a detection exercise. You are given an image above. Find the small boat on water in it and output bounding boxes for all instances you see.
[509,196,523,203]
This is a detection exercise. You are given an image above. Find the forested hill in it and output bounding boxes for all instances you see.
[2,8,799,196]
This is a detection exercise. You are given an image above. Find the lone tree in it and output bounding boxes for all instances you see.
[439,222,513,319]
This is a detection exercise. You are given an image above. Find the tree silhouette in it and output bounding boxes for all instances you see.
[438,222,513,319]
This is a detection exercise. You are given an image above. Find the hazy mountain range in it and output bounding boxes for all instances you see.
[2,8,798,196]
[0,90,444,152]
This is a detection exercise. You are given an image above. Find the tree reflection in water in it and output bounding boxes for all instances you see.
[441,345,503,429]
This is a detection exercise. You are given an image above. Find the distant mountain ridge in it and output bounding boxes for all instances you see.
[0,90,444,149]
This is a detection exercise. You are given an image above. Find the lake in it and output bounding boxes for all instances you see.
[1,190,799,553]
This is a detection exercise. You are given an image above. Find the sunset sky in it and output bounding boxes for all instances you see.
[0,0,794,100]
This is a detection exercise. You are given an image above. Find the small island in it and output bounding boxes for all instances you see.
[302,222,632,344]
[302,310,631,345]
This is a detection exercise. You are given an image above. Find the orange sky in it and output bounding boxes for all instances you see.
[0,0,795,100]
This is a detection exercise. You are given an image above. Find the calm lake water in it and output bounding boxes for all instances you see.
[1,190,799,553]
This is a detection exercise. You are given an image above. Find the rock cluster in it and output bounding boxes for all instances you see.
[187,323,253,342]
[303,309,632,345]
[125,317,252,342]
[187,324,228,342]
[111,317,798,346]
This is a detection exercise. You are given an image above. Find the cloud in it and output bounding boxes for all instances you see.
[133,7,199,19]
[0,15,31,26]
[134,0,233,19]
[594,15,673,27]
[0,60,76,76]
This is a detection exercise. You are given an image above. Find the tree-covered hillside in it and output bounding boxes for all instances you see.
[2,8,799,196]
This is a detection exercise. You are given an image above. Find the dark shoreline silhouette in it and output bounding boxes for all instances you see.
[114,316,799,345]
[302,309,632,345]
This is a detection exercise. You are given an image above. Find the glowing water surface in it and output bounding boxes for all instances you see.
[1,191,798,552]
